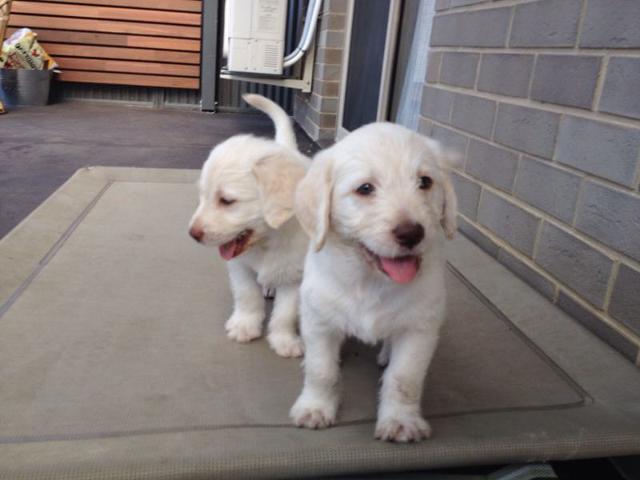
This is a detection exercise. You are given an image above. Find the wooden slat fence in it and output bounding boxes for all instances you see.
[7,0,202,89]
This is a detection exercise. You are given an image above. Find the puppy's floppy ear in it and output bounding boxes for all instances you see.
[421,136,460,240]
[253,151,308,229]
[295,151,334,251]
[436,149,459,240]
[439,171,458,239]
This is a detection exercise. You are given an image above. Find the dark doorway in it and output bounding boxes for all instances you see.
[341,0,392,132]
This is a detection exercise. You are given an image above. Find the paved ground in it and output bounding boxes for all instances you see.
[0,103,317,239]
[1,104,637,480]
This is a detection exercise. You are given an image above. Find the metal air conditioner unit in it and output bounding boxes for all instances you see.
[221,0,322,92]
[227,0,287,75]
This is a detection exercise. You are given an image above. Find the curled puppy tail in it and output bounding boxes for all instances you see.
[243,94,297,150]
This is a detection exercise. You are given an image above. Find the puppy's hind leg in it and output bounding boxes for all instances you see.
[267,284,304,358]
[225,262,265,343]
[375,331,438,442]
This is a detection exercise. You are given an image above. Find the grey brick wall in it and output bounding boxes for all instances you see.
[530,55,601,109]
[440,53,480,88]
[477,54,534,98]
[420,0,640,364]
[293,0,347,145]
[466,139,518,192]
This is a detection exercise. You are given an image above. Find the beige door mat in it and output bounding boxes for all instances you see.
[0,167,638,479]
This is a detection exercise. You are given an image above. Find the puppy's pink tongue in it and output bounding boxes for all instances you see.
[379,256,420,284]
[219,240,237,260]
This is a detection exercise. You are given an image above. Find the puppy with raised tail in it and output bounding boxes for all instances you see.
[290,122,458,441]
[188,94,309,358]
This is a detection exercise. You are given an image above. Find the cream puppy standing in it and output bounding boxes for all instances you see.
[189,94,309,358]
[290,122,458,441]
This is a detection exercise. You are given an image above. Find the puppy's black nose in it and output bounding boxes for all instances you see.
[189,226,204,243]
[392,222,424,249]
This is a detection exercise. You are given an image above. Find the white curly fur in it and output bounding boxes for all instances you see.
[189,95,310,358]
[290,122,458,441]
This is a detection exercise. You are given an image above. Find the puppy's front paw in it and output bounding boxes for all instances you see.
[267,331,304,358]
[375,413,431,442]
[290,394,337,429]
[225,313,263,343]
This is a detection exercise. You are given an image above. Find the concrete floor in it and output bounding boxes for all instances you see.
[2,104,638,480]
[3,165,640,477]
[0,103,317,240]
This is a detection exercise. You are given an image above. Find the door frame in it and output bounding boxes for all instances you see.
[336,0,402,140]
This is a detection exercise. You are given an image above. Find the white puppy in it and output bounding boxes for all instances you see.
[290,122,458,441]
[189,94,310,358]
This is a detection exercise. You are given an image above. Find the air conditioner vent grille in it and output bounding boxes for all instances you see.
[263,44,279,69]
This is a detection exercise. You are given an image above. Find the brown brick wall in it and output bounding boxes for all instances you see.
[294,0,347,146]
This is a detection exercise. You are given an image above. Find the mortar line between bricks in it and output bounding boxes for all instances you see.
[549,112,563,164]
[458,211,562,295]
[526,54,538,99]
[463,207,640,347]
[511,154,523,194]
[557,286,640,346]
[497,231,558,288]
[575,0,589,51]
[542,154,586,182]
[435,51,444,81]
[462,133,471,171]
[435,0,540,15]
[603,261,621,313]
[427,83,640,130]
[489,103,499,141]
[430,117,611,189]
[568,171,638,195]
[570,177,587,228]
[592,54,609,112]
[465,221,639,357]
[633,149,640,191]
[473,54,483,90]
[320,12,346,22]
[531,218,544,260]
[455,166,483,186]
[472,215,576,308]
[582,175,640,199]
[461,174,640,272]
[429,46,640,57]
[505,5,516,48]
[475,186,486,224]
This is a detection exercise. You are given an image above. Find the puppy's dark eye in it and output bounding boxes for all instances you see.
[356,183,375,195]
[219,197,236,206]
[419,176,433,190]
